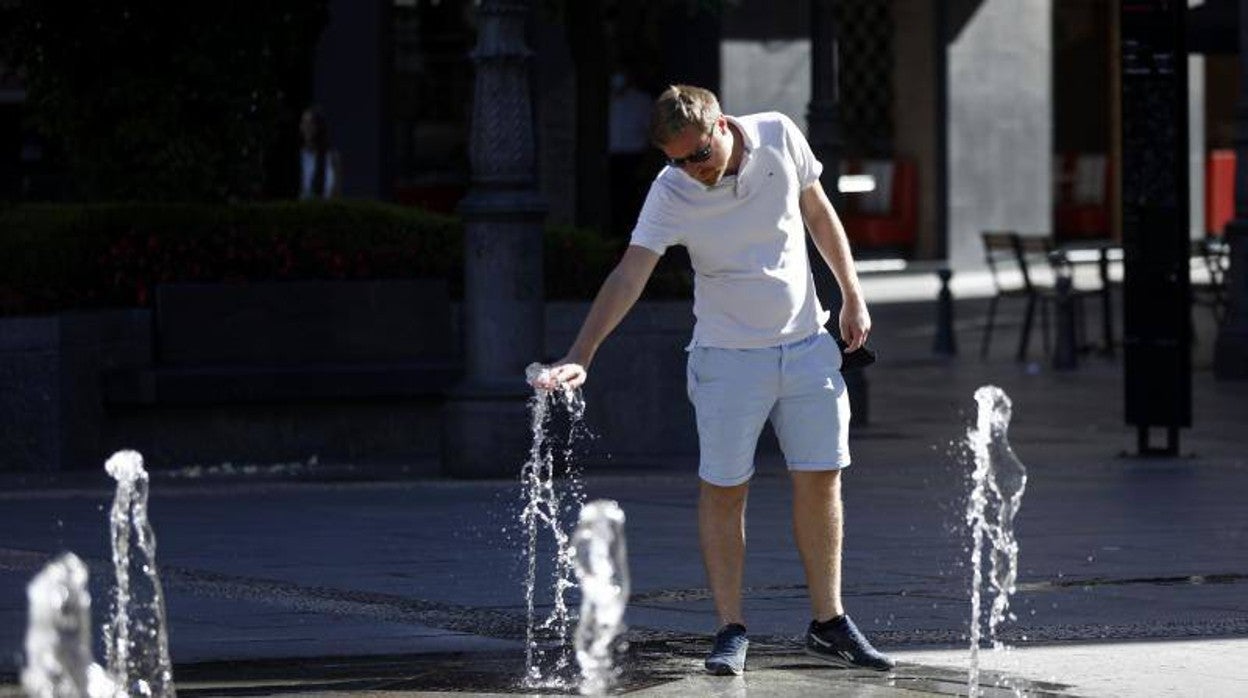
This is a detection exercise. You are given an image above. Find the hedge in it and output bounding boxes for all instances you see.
[0,201,692,316]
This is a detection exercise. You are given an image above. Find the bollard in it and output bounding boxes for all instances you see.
[1053,271,1078,370]
[933,268,957,356]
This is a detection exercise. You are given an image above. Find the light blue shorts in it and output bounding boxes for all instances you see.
[686,331,852,487]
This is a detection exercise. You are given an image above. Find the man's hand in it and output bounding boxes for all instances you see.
[799,182,872,353]
[839,299,872,352]
[528,360,587,390]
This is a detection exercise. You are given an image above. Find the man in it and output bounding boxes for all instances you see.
[533,85,893,675]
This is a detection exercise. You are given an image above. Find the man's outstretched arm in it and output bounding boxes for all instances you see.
[536,244,661,389]
[799,180,871,351]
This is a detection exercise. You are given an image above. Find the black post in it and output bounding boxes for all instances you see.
[1097,247,1116,356]
[1214,0,1248,379]
[1119,0,1191,455]
[1052,259,1078,370]
[933,268,957,356]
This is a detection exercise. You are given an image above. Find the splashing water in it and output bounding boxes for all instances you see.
[965,386,1027,698]
[572,500,630,696]
[104,450,176,698]
[521,364,589,687]
[21,553,118,698]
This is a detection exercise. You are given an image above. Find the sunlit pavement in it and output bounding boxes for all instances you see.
[892,637,1248,697]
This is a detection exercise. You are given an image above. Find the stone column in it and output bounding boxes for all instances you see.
[1189,44,1206,241]
[443,0,547,477]
[1213,0,1248,379]
[945,0,1052,269]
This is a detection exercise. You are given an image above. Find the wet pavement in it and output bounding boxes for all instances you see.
[1,293,1247,696]
[125,645,1076,697]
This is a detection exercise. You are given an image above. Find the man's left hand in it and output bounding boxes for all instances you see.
[839,300,872,352]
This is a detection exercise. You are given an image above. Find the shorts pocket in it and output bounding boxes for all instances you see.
[821,333,844,372]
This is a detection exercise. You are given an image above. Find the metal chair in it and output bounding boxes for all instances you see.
[980,232,1090,361]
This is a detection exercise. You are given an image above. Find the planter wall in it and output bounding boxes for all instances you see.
[0,310,151,471]
[0,300,701,473]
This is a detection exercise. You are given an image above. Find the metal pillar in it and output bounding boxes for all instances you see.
[1119,0,1191,455]
[443,0,548,478]
[808,0,844,198]
[1214,0,1248,379]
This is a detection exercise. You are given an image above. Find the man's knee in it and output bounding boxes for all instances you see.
[792,469,841,488]
[700,480,749,509]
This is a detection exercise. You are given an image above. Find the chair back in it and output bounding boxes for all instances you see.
[1015,234,1058,292]
[981,231,1055,295]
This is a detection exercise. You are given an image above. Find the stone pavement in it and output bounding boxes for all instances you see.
[1,290,1247,696]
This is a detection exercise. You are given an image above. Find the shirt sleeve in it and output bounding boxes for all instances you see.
[629,180,682,255]
[779,114,824,189]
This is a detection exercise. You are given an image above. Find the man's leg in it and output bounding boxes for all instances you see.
[699,480,749,626]
[687,344,775,675]
[790,469,844,620]
[774,334,892,670]
[792,467,894,671]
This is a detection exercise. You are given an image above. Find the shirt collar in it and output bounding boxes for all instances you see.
[725,114,758,154]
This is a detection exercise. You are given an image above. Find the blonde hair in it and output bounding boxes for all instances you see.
[649,84,721,147]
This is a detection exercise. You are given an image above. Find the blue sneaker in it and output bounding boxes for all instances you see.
[805,615,895,671]
[704,623,749,675]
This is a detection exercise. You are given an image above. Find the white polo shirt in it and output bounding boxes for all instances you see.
[630,112,829,349]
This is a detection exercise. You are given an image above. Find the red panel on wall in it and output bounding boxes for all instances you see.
[1206,149,1235,237]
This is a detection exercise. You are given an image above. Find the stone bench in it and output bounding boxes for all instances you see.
[104,280,461,406]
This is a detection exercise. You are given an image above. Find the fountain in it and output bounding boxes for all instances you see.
[965,386,1028,697]
[572,500,630,696]
[21,553,117,698]
[104,450,176,698]
[521,364,589,687]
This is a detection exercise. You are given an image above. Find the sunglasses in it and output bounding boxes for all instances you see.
[666,136,714,168]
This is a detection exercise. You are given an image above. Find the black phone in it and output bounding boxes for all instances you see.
[836,338,877,372]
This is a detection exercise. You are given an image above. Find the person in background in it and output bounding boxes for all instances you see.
[299,106,342,199]
[608,70,654,236]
